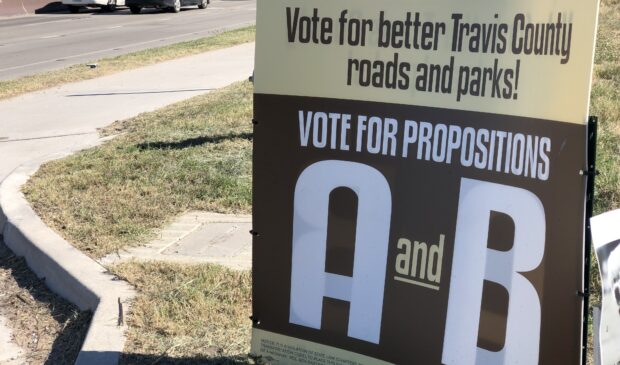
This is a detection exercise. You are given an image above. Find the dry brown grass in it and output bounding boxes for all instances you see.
[0,26,255,101]
[111,261,252,365]
[0,243,91,365]
[593,0,620,216]
[23,81,253,259]
[586,0,620,363]
[590,0,620,307]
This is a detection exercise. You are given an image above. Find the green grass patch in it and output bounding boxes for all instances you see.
[590,0,620,304]
[592,0,620,217]
[586,1,620,363]
[0,26,255,101]
[111,261,251,364]
[23,81,252,258]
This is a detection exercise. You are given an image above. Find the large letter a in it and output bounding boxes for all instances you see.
[289,160,392,344]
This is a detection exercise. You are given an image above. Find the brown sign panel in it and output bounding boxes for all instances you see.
[252,1,599,364]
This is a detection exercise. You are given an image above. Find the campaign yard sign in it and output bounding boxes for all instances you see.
[251,1,599,364]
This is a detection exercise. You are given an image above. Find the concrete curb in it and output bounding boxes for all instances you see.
[0,145,135,365]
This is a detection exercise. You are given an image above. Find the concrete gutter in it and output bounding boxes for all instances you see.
[0,145,135,365]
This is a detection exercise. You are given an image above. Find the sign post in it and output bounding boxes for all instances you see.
[252,1,600,364]
[583,115,599,363]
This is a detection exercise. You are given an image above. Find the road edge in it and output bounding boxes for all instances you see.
[0,143,135,365]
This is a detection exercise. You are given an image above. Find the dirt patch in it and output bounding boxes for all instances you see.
[0,240,91,365]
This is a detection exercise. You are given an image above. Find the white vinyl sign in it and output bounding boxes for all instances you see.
[591,209,620,365]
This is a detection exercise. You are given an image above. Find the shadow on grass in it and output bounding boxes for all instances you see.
[137,132,253,150]
[0,241,92,365]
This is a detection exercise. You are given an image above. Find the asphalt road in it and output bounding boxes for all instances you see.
[0,0,255,80]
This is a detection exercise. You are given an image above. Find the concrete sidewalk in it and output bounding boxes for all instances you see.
[0,42,255,364]
[0,41,255,182]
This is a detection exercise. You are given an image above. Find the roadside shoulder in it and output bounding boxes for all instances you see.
[0,146,135,365]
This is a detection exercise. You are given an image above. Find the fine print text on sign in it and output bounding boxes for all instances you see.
[252,1,599,364]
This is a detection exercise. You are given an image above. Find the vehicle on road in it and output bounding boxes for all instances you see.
[62,0,125,13]
[126,0,208,13]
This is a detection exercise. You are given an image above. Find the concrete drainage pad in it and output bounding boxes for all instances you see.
[100,211,252,270]
[162,221,251,258]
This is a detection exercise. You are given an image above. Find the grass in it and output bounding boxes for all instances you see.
[111,261,252,365]
[0,26,255,101]
[586,0,620,363]
[590,0,620,305]
[18,0,620,363]
[592,0,620,217]
[23,81,252,258]
[18,43,255,362]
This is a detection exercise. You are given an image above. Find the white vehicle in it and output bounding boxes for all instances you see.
[63,0,124,13]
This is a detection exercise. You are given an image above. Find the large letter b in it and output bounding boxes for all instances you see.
[442,178,545,365]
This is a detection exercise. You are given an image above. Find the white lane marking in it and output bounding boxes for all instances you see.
[4,13,175,44]
[8,17,87,29]
[4,14,179,47]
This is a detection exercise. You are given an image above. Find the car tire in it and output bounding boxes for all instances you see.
[129,5,141,13]
[68,5,81,13]
[170,0,180,13]
[198,0,207,9]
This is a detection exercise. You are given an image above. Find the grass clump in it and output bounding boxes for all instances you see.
[586,1,620,363]
[590,0,620,309]
[0,26,255,101]
[592,0,620,217]
[23,81,253,258]
[111,261,252,364]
